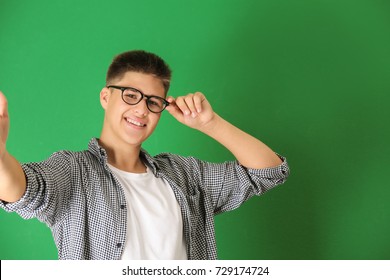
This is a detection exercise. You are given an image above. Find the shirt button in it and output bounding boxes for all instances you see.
[117,243,122,248]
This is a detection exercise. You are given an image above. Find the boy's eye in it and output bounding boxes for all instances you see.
[148,100,159,106]
[126,94,139,100]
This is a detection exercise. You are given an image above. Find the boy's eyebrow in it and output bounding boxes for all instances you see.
[107,85,166,99]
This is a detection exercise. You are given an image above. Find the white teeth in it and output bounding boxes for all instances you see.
[126,118,145,127]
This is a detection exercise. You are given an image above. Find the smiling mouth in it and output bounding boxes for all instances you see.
[125,118,146,127]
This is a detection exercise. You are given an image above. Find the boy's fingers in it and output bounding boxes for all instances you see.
[165,98,184,120]
[193,92,204,113]
[166,96,175,104]
[174,96,191,116]
[0,91,9,116]
[0,91,9,148]
[183,94,198,117]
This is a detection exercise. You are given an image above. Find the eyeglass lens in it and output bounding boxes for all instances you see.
[122,88,166,113]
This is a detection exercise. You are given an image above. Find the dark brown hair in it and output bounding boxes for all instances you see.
[106,50,172,93]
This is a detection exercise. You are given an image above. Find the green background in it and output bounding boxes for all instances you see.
[1,0,389,260]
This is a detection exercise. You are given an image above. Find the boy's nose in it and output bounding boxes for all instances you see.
[134,98,149,116]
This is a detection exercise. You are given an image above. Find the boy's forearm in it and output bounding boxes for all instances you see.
[199,114,283,169]
[0,151,26,203]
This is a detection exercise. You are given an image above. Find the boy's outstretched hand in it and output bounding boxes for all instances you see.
[0,91,9,159]
[165,92,216,132]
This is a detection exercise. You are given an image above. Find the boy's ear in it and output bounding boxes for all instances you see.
[100,87,110,109]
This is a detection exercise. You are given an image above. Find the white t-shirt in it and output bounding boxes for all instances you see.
[108,164,187,260]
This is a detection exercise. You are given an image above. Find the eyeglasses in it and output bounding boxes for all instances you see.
[107,85,169,113]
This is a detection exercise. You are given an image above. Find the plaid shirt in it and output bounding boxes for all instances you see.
[0,138,289,260]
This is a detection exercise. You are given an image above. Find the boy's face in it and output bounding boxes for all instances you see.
[100,71,166,149]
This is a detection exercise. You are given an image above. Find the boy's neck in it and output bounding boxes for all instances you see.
[98,138,146,173]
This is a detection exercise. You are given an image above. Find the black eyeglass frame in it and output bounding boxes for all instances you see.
[106,85,170,113]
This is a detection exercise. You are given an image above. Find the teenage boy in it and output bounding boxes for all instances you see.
[0,50,289,260]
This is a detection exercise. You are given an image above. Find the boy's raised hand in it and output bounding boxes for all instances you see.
[0,91,9,159]
[165,92,216,132]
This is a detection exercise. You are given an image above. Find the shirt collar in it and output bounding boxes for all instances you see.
[87,138,160,175]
